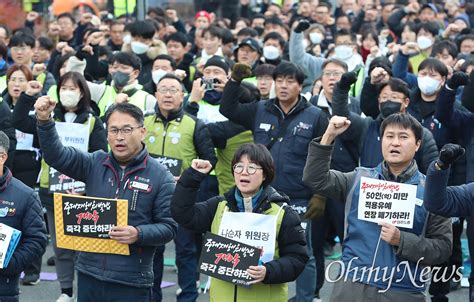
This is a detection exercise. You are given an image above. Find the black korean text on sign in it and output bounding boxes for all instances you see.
[150,154,183,177]
[62,195,117,239]
[198,232,262,286]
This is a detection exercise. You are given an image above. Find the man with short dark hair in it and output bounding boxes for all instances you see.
[221,61,327,302]
[0,130,48,302]
[145,74,216,302]
[34,100,177,302]
[303,113,452,301]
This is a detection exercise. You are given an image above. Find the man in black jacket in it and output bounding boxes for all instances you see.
[0,131,48,302]
[220,62,326,302]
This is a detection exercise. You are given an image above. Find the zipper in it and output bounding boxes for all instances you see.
[161,122,171,155]
[115,169,125,198]
[234,284,237,302]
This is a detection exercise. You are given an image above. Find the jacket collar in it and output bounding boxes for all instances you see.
[154,104,184,124]
[266,95,309,119]
[379,160,419,184]
[223,186,289,213]
[0,167,12,192]
[103,143,149,177]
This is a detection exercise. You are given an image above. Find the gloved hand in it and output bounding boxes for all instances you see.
[231,63,253,83]
[447,71,469,90]
[294,20,310,33]
[339,69,359,90]
[304,194,326,220]
[437,143,465,170]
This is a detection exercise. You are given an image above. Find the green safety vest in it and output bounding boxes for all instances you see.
[47,85,59,102]
[97,85,150,117]
[143,112,197,174]
[209,200,288,302]
[216,131,253,195]
[0,75,6,93]
[39,116,96,189]
[113,0,136,17]
[350,67,365,98]
[242,77,257,86]
[409,52,430,75]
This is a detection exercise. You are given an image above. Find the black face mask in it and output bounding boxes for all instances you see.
[380,101,402,118]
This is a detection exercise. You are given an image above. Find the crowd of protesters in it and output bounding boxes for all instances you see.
[2,0,474,301]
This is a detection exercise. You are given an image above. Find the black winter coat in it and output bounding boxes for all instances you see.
[171,167,309,284]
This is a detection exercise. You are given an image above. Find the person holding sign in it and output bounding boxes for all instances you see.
[172,143,308,302]
[0,131,48,302]
[303,113,452,301]
[12,72,107,302]
[35,100,177,302]
[144,73,217,302]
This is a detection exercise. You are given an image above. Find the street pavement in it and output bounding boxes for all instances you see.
[19,242,469,301]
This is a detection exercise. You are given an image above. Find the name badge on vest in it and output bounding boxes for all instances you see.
[259,123,271,132]
[128,181,152,193]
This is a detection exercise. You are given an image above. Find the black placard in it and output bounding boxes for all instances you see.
[198,232,261,286]
[61,195,117,238]
[150,154,183,177]
[49,167,86,194]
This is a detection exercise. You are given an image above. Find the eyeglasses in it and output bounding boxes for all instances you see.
[157,87,180,95]
[322,71,344,78]
[107,126,142,136]
[233,163,263,175]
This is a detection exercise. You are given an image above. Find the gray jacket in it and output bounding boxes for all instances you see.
[289,32,324,93]
[303,139,452,268]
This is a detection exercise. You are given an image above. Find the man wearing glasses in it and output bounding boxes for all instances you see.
[144,73,216,302]
[33,99,177,302]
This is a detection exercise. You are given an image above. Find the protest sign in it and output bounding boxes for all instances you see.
[218,211,279,263]
[358,177,417,228]
[54,193,129,255]
[198,232,261,286]
[49,167,86,194]
[48,121,90,193]
[0,223,21,268]
[150,154,183,177]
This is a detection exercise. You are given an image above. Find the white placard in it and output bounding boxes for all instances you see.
[15,130,34,151]
[218,210,279,264]
[55,121,89,152]
[0,223,14,268]
[358,177,417,229]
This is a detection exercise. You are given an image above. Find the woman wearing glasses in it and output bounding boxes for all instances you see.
[11,71,107,302]
[171,143,308,302]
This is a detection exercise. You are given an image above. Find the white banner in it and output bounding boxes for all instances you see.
[358,177,417,229]
[15,130,34,151]
[55,121,89,152]
[218,209,280,264]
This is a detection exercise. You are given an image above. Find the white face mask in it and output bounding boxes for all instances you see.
[334,45,353,60]
[60,90,81,108]
[131,41,150,55]
[417,36,433,50]
[417,76,441,96]
[309,32,323,44]
[263,45,280,60]
[123,34,132,45]
[152,69,168,84]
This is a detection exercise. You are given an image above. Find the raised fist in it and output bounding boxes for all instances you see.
[231,63,253,83]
